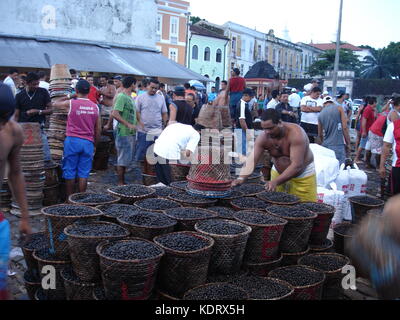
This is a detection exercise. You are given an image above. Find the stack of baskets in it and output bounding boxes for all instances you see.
[11,123,45,216]
[47,64,72,162]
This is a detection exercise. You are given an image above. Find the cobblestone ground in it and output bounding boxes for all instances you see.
[4,130,389,300]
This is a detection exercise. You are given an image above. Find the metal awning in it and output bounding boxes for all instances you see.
[0,36,210,82]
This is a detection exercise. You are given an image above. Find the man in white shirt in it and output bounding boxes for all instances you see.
[289,88,301,120]
[266,90,280,110]
[153,122,200,185]
[3,68,18,97]
[300,87,323,143]
[380,99,400,195]
[38,71,49,92]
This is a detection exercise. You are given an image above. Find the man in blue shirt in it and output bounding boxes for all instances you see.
[208,87,217,103]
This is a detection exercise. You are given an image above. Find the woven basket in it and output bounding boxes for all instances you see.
[195,219,252,275]
[96,204,140,224]
[304,203,336,245]
[257,192,300,206]
[217,190,244,207]
[96,238,165,300]
[167,194,218,208]
[233,210,287,263]
[266,206,317,253]
[298,252,350,300]
[23,271,41,300]
[310,239,334,254]
[64,222,129,282]
[333,223,354,256]
[32,249,71,300]
[230,197,270,211]
[21,231,47,274]
[163,207,218,231]
[157,290,180,301]
[269,265,326,300]
[235,183,266,197]
[133,198,182,213]
[183,282,249,300]
[281,246,310,266]
[243,255,283,277]
[61,268,98,300]
[42,204,104,259]
[68,192,120,207]
[154,231,215,298]
[169,181,188,192]
[117,213,177,241]
[107,185,156,205]
[348,195,384,224]
[92,287,107,300]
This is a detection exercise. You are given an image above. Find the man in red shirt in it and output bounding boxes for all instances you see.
[355,96,377,168]
[86,75,100,105]
[228,68,246,123]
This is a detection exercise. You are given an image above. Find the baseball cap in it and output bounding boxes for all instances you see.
[291,88,297,93]
[323,91,329,95]
[0,83,16,121]
[75,79,91,93]
[322,96,334,105]
[113,75,123,81]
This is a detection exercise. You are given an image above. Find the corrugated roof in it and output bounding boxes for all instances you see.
[0,36,210,82]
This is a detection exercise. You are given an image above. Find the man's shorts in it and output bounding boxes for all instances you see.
[0,213,10,300]
[271,167,317,202]
[134,132,158,162]
[115,135,135,167]
[62,136,94,180]
[368,131,383,154]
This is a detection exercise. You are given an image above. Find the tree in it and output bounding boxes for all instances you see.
[190,16,203,25]
[360,48,396,79]
[307,49,362,77]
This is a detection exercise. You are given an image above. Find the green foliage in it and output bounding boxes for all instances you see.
[190,16,203,25]
[360,42,400,79]
[307,49,362,77]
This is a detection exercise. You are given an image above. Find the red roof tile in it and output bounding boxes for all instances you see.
[308,43,363,51]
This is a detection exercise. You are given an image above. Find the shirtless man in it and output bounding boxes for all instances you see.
[99,79,117,118]
[0,84,31,300]
[232,108,317,202]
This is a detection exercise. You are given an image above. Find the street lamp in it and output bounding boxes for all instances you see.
[332,0,344,97]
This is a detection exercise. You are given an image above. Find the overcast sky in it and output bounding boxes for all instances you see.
[190,0,399,49]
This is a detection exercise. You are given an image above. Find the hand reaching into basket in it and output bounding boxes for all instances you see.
[265,180,278,192]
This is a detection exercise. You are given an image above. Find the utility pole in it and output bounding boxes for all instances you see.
[184,12,191,68]
[332,0,343,97]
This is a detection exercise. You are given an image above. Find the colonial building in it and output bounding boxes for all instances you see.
[214,21,322,81]
[296,42,324,77]
[156,0,190,65]
[187,23,229,90]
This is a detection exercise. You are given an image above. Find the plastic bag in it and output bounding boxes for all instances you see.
[317,182,345,227]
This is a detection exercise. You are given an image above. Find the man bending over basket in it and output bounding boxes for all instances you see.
[232,108,317,202]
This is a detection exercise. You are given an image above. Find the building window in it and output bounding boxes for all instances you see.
[215,77,220,91]
[204,47,211,61]
[157,14,162,41]
[192,45,198,60]
[170,16,179,44]
[231,62,235,71]
[257,45,262,61]
[232,37,237,55]
[169,48,178,62]
[216,49,222,63]
[240,64,244,75]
